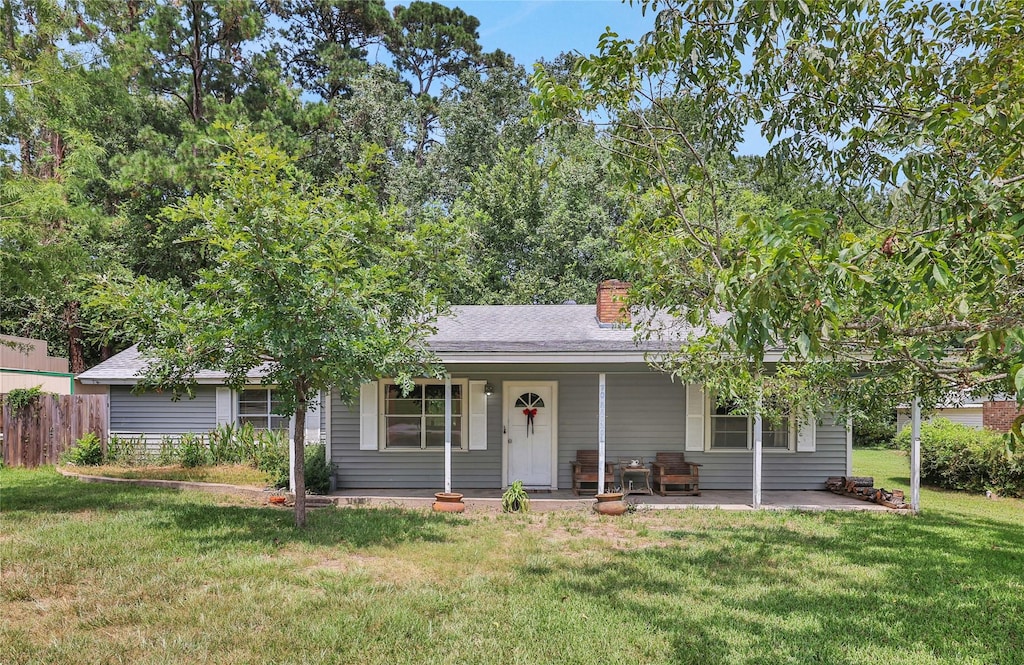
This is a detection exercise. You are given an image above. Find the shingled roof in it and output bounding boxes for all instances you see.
[77,304,690,382]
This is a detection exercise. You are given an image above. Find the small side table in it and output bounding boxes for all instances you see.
[619,463,653,496]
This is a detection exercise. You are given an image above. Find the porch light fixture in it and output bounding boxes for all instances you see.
[484,382,495,396]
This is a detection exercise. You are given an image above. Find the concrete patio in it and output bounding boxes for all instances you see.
[327,488,893,512]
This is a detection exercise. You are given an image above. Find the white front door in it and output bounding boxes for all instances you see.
[505,382,556,488]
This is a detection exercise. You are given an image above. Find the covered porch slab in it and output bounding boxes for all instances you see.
[327,489,892,512]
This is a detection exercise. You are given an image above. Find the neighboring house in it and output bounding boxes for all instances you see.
[76,281,852,491]
[896,394,1024,434]
[1,335,74,395]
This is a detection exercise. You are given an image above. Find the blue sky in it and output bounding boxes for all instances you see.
[384,0,654,67]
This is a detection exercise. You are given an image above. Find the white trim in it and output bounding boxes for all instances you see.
[215,387,234,426]
[236,386,289,432]
[502,380,559,489]
[684,384,705,452]
[325,388,332,464]
[845,416,853,476]
[598,373,607,493]
[795,409,817,452]
[436,351,787,364]
[752,413,763,509]
[359,382,378,451]
[468,380,488,450]
[378,378,469,451]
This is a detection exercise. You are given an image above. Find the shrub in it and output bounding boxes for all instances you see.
[853,412,897,448]
[209,422,254,465]
[63,432,104,466]
[304,444,330,495]
[254,429,290,488]
[107,434,144,466]
[894,418,1024,497]
[179,432,209,468]
[156,436,179,466]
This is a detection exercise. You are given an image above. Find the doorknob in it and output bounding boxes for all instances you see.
[508,438,512,444]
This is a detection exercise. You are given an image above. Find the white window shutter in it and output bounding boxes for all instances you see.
[305,392,321,444]
[796,409,817,452]
[468,380,488,450]
[215,387,233,425]
[685,384,705,452]
[359,382,379,450]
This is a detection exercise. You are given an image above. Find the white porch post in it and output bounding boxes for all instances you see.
[911,396,921,512]
[752,412,763,509]
[598,373,607,493]
[444,375,452,494]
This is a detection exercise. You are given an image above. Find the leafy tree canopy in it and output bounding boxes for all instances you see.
[534,0,1024,421]
[90,127,462,524]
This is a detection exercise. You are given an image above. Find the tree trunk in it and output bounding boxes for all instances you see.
[291,382,308,527]
[188,0,205,123]
[64,301,85,374]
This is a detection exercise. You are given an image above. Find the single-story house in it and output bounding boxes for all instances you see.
[76,281,853,495]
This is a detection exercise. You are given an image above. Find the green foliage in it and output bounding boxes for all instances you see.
[62,432,104,466]
[253,429,290,489]
[303,444,331,495]
[501,480,530,513]
[90,128,454,524]
[106,434,144,466]
[156,436,179,466]
[853,413,898,450]
[534,0,1024,421]
[3,386,45,414]
[178,432,209,469]
[895,418,1024,497]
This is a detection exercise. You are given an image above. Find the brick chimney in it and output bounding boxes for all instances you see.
[596,280,631,325]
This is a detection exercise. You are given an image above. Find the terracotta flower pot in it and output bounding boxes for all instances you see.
[433,492,466,513]
[594,492,627,516]
[269,495,287,505]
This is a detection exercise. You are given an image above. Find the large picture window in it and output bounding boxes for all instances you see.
[382,380,466,450]
[708,399,792,451]
[238,388,289,431]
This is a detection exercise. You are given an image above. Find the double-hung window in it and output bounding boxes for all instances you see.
[381,380,467,450]
[238,388,289,431]
[708,399,793,451]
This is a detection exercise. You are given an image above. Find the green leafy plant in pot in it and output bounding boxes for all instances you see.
[501,480,531,513]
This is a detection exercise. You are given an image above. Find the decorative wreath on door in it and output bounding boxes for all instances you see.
[515,393,545,437]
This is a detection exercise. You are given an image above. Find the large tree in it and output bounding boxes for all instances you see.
[92,129,461,526]
[534,0,1024,423]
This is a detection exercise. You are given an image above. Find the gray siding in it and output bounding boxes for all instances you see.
[110,385,217,434]
[330,364,849,491]
[896,407,983,433]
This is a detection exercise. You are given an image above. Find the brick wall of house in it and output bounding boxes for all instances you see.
[982,400,1024,432]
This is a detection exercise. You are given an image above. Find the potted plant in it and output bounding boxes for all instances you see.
[594,490,627,516]
[432,491,465,513]
[501,480,531,513]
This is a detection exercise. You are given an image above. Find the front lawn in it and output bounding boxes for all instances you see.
[61,463,273,487]
[2,453,1021,665]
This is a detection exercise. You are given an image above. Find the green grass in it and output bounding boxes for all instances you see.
[2,454,1022,665]
[65,463,272,486]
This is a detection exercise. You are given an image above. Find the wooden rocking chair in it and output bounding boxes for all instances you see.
[651,452,702,496]
[570,450,617,496]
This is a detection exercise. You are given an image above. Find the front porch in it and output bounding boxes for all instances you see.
[327,488,891,512]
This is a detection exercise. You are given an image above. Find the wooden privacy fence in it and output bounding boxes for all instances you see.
[1,394,108,467]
